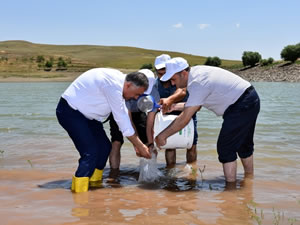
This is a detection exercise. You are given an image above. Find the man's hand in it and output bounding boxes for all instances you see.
[159,98,173,114]
[134,144,151,159]
[147,143,158,156]
[127,134,151,159]
[154,134,167,149]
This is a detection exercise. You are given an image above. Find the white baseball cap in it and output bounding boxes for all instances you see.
[160,57,189,82]
[154,54,171,70]
[138,69,156,95]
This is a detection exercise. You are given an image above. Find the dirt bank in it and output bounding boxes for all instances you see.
[231,63,300,82]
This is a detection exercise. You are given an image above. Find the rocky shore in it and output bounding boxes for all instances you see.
[230,63,300,82]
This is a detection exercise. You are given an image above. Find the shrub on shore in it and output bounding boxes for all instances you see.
[36,55,45,63]
[140,63,153,70]
[204,56,222,67]
[242,51,262,67]
[260,57,274,66]
[281,43,300,63]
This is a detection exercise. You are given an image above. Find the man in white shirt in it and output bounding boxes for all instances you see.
[152,54,198,167]
[56,68,151,192]
[107,69,159,173]
[155,57,260,184]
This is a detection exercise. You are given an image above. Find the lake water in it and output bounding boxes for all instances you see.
[0,82,300,225]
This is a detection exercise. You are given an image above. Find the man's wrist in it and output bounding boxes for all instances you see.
[146,143,154,147]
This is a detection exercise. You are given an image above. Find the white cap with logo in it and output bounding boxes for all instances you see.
[138,69,156,95]
[160,57,189,82]
[154,54,171,70]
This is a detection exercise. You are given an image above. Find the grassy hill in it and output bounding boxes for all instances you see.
[0,40,242,80]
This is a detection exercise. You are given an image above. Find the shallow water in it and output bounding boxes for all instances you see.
[0,82,300,225]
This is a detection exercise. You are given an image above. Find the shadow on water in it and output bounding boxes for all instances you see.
[38,164,247,192]
[38,179,71,189]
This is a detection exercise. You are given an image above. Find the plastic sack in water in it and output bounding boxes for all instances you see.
[138,152,162,183]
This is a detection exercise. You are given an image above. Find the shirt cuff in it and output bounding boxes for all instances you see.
[122,127,135,137]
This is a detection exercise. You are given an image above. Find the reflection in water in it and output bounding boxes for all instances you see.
[216,176,254,225]
[72,192,90,217]
[66,164,226,224]
[68,166,257,225]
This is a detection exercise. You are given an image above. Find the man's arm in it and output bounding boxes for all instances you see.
[127,134,151,159]
[155,105,201,148]
[160,88,187,113]
[165,102,185,113]
[128,111,138,134]
[146,111,156,145]
[127,110,151,158]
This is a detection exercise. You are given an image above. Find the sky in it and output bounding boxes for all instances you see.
[1,0,299,60]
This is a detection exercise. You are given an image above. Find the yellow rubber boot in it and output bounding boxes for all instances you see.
[90,169,103,182]
[71,175,89,193]
[71,175,76,191]
[89,169,103,188]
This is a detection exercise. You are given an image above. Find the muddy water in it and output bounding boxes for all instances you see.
[0,82,300,225]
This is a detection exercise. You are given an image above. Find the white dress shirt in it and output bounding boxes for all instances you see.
[62,68,135,136]
[185,66,251,116]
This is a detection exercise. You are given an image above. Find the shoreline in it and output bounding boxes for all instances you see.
[0,63,299,83]
[0,76,77,83]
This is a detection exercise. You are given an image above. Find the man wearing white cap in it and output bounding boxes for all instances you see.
[108,69,159,172]
[150,54,198,167]
[155,57,260,183]
[56,68,152,192]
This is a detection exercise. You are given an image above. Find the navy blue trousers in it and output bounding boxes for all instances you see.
[56,98,111,177]
[217,86,260,163]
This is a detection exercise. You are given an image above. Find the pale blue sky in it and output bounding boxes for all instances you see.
[1,0,299,60]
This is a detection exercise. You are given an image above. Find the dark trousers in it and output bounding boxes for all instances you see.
[217,86,260,163]
[56,98,111,177]
[108,112,148,144]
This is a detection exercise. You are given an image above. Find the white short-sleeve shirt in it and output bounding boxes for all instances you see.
[62,68,135,137]
[185,66,251,116]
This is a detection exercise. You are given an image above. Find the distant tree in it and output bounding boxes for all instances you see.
[36,55,45,63]
[260,57,274,66]
[140,63,153,70]
[297,43,300,61]
[57,57,67,68]
[204,56,222,67]
[260,59,268,66]
[281,44,300,63]
[242,51,262,67]
[44,60,53,71]
[268,57,274,64]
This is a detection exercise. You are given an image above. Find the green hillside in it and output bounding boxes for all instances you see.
[0,40,242,80]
